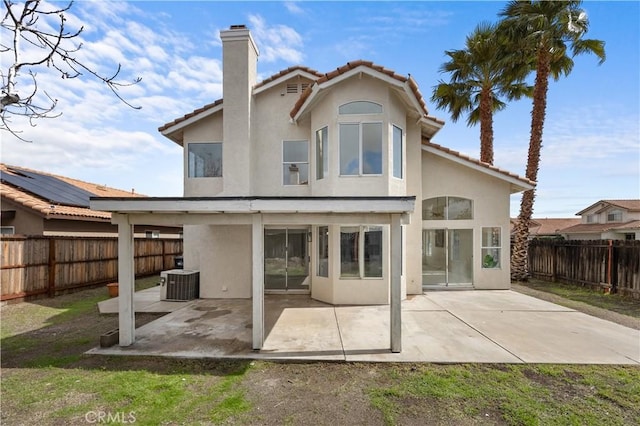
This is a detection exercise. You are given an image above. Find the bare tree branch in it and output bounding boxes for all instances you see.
[1,0,142,140]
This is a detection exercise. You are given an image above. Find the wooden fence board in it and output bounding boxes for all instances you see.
[528,239,640,298]
[1,236,183,301]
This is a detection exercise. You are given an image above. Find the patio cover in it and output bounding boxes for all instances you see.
[90,196,415,352]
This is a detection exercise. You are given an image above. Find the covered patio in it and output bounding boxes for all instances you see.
[90,196,412,352]
[89,288,639,364]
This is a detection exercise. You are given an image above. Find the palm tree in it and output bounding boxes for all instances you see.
[430,22,532,164]
[500,1,606,281]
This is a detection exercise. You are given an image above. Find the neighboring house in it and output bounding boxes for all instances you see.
[561,200,640,240]
[1,164,181,238]
[510,217,581,239]
[91,25,534,350]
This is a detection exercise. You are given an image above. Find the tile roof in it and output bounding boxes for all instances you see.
[600,200,640,211]
[1,164,142,221]
[562,220,640,234]
[528,218,581,235]
[159,60,445,135]
[289,60,444,124]
[253,65,323,89]
[576,199,640,215]
[158,99,223,133]
[423,140,535,187]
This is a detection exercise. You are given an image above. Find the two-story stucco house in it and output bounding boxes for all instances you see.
[92,25,534,351]
[562,200,640,240]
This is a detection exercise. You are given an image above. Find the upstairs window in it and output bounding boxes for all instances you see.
[340,122,383,175]
[283,140,308,185]
[188,143,222,177]
[316,127,328,180]
[586,214,597,223]
[392,125,403,179]
[338,101,382,115]
[423,197,473,220]
[607,210,622,222]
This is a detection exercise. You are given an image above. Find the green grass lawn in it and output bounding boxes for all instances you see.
[2,276,639,425]
[523,279,640,319]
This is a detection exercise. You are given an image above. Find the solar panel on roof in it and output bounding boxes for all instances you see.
[0,167,95,208]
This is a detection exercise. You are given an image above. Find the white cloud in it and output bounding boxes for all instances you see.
[284,2,305,15]
[248,15,304,63]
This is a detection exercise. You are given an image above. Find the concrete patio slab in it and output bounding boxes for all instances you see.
[425,290,575,312]
[88,290,640,364]
[454,310,640,364]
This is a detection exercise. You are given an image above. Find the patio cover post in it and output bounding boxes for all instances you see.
[116,215,135,346]
[390,213,402,353]
[252,213,264,349]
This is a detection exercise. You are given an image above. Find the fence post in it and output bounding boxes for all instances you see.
[48,238,56,297]
[551,242,557,282]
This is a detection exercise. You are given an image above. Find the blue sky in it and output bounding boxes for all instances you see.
[2,0,638,217]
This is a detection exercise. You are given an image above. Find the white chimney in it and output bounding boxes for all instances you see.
[219,25,259,195]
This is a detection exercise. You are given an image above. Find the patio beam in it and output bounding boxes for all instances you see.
[116,215,135,346]
[390,213,402,353]
[252,214,264,349]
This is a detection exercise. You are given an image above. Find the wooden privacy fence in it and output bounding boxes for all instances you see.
[1,236,183,301]
[528,239,640,298]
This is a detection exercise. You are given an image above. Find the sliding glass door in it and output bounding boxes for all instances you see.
[422,228,472,288]
[264,228,310,292]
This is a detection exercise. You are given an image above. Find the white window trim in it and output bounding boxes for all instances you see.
[315,126,328,181]
[339,121,384,177]
[1,226,15,235]
[339,225,384,280]
[338,100,383,115]
[391,123,404,180]
[282,139,309,186]
[481,226,502,269]
[187,142,223,178]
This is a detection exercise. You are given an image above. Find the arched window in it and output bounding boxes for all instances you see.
[423,197,473,220]
[338,101,382,115]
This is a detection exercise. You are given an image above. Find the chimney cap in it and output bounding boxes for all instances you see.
[230,24,247,30]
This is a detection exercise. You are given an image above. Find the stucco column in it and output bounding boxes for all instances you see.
[390,214,402,353]
[252,214,264,349]
[116,215,135,346]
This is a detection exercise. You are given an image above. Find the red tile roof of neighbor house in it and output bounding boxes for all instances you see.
[423,140,536,187]
[561,220,640,234]
[0,164,142,220]
[158,60,445,133]
[509,218,581,235]
[576,199,640,215]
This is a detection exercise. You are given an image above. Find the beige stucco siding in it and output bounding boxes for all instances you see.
[252,80,314,196]
[404,121,424,294]
[309,75,409,197]
[421,151,512,289]
[183,224,251,298]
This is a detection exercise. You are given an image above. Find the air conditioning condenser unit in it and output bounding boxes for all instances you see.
[160,269,200,301]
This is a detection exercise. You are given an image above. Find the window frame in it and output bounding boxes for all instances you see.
[317,226,329,277]
[422,196,474,220]
[392,124,403,179]
[481,227,501,269]
[338,101,383,115]
[340,225,384,279]
[187,142,223,178]
[607,210,622,222]
[282,139,309,186]
[339,121,383,176]
[315,126,328,180]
